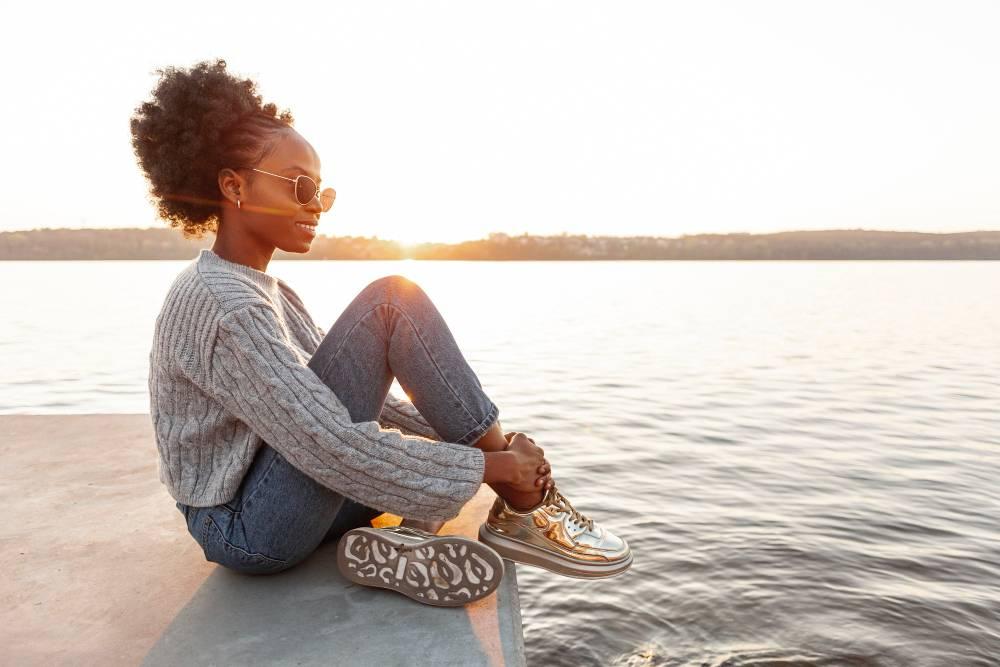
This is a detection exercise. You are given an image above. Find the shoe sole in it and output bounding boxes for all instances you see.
[337,527,505,607]
[478,523,633,579]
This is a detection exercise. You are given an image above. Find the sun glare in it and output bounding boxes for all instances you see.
[399,242,420,259]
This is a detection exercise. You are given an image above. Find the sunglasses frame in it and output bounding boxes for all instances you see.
[244,167,335,211]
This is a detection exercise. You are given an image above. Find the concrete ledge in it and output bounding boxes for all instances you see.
[1,414,525,666]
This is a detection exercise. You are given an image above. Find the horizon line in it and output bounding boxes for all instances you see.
[3,226,999,246]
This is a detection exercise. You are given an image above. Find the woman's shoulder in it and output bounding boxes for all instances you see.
[274,278,312,315]
[153,259,266,331]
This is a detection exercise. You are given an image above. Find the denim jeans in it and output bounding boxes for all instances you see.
[176,275,500,575]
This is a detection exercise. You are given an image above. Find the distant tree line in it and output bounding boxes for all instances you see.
[0,227,998,260]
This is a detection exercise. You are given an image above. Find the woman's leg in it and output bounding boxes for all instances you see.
[307,275,500,444]
[322,498,386,544]
[187,274,517,573]
[306,275,546,513]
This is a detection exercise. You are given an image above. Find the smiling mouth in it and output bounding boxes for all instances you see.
[295,222,317,234]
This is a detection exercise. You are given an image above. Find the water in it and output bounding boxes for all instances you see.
[2,259,998,665]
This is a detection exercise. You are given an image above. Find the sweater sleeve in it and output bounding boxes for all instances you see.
[205,304,485,521]
[379,392,442,441]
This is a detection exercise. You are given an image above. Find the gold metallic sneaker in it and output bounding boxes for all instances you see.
[478,485,633,579]
[337,525,505,607]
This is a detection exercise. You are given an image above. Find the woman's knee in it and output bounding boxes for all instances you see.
[360,274,428,305]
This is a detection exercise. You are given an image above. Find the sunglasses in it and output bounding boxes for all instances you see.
[243,167,336,211]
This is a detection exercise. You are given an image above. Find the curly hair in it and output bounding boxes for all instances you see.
[130,59,295,239]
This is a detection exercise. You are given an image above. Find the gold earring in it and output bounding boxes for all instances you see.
[237,199,241,209]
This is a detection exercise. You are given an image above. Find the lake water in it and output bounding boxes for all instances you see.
[2,259,998,665]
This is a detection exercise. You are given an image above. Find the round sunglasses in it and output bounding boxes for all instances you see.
[242,167,336,211]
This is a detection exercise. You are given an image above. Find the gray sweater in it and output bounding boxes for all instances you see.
[148,248,486,521]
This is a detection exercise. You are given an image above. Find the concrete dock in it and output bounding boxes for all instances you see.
[0,414,525,666]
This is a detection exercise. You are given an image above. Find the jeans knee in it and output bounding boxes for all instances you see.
[362,274,426,305]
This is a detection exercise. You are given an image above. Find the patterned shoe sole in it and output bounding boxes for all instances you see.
[478,523,633,579]
[337,527,505,607]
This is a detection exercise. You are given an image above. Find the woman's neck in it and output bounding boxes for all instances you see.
[211,227,274,272]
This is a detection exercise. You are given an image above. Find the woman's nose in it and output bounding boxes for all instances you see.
[304,193,323,213]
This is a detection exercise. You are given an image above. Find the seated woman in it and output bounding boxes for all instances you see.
[132,59,631,608]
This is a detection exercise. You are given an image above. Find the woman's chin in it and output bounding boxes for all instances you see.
[276,238,313,254]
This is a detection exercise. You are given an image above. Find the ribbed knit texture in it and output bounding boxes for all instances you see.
[148,249,486,521]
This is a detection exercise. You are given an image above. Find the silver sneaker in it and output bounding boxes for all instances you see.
[337,525,505,607]
[478,485,633,579]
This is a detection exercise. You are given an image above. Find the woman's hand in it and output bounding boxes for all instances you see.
[504,432,554,494]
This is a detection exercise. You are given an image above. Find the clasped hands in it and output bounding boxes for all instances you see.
[503,431,555,493]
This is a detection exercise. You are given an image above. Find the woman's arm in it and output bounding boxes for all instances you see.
[197,303,486,522]
[483,451,515,485]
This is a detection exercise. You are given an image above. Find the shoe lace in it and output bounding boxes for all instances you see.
[550,487,594,532]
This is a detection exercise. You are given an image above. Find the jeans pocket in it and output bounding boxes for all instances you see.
[197,510,290,575]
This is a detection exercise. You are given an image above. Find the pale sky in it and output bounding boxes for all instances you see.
[2,1,998,244]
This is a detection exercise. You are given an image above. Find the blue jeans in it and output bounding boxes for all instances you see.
[176,275,500,575]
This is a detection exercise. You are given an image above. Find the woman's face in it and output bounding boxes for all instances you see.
[228,130,332,253]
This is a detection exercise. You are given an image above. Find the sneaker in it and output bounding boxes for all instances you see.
[336,525,506,607]
[478,485,633,579]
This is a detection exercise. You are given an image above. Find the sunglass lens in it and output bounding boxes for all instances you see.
[320,188,336,212]
[295,176,318,206]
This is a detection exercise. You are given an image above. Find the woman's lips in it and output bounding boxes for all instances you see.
[295,222,317,236]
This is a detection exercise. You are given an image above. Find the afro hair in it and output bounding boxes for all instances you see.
[130,59,294,239]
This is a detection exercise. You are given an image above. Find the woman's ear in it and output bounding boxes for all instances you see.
[217,168,244,207]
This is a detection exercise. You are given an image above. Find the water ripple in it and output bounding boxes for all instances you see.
[2,259,998,665]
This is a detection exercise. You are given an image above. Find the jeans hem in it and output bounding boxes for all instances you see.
[454,401,500,446]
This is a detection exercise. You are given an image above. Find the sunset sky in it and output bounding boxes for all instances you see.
[2,1,998,244]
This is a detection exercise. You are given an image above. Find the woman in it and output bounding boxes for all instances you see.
[132,59,631,608]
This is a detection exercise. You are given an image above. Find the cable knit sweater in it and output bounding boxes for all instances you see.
[147,248,486,521]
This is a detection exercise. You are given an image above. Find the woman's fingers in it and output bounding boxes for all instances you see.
[536,461,552,491]
[506,432,551,485]
[536,471,554,486]
[538,474,554,489]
